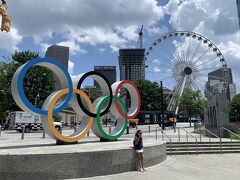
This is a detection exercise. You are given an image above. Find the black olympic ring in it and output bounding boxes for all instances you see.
[76,71,113,117]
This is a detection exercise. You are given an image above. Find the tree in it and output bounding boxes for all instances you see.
[178,88,207,126]
[134,79,167,111]
[229,94,240,122]
[0,51,56,121]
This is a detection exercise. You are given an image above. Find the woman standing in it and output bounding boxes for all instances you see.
[133,130,146,172]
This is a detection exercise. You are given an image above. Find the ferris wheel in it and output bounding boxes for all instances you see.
[144,31,228,115]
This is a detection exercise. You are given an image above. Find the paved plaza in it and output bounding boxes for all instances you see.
[0,123,239,179]
[0,123,233,154]
[78,154,240,180]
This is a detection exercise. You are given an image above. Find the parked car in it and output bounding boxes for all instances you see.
[190,116,202,122]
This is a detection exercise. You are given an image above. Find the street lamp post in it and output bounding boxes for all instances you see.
[160,81,165,130]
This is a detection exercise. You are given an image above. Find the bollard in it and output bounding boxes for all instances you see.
[42,129,46,139]
[155,128,158,140]
[74,126,77,133]
[174,124,176,133]
[148,125,150,133]
[0,125,1,137]
[21,126,25,140]
[108,126,111,134]
[178,128,180,142]
[136,125,138,130]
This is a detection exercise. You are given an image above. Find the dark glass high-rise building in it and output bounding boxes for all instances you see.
[205,67,236,101]
[118,49,145,81]
[208,68,233,83]
[94,66,116,88]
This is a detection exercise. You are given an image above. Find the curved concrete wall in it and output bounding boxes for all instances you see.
[0,143,166,179]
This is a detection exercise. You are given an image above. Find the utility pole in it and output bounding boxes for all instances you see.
[160,81,165,130]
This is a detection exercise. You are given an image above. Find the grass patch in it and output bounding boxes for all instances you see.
[229,134,240,140]
[192,129,207,135]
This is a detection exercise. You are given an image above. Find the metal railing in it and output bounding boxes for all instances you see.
[220,127,240,153]
[201,127,222,154]
[200,127,220,142]
[178,128,198,155]
[155,127,172,156]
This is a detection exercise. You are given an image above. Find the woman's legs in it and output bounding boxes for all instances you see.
[140,152,145,170]
[136,153,142,171]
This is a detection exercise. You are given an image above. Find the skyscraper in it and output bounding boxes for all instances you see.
[118,49,145,81]
[205,67,236,101]
[94,66,116,88]
[45,45,69,70]
[45,45,70,89]
[237,0,240,27]
[208,68,233,83]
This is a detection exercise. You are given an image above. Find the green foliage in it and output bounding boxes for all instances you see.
[229,94,240,120]
[226,123,240,140]
[0,62,19,118]
[134,79,167,111]
[178,88,207,119]
[192,129,207,135]
[83,88,102,102]
[12,51,40,65]
[227,123,239,134]
[229,134,240,140]
[0,51,56,120]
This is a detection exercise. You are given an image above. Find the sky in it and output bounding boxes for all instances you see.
[0,0,240,91]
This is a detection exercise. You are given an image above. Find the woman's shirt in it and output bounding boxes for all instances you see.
[134,137,143,150]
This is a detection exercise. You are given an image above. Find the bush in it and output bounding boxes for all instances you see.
[227,123,239,134]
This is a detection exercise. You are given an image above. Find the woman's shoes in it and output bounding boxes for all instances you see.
[137,168,146,172]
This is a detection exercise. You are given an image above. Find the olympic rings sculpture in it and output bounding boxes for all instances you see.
[11,58,141,143]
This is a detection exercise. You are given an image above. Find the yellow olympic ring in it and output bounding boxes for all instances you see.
[47,88,94,143]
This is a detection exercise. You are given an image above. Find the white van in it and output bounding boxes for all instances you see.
[9,111,62,133]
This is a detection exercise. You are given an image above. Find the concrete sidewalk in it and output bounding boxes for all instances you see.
[76,154,240,180]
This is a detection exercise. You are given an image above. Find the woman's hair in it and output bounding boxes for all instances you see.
[135,130,142,137]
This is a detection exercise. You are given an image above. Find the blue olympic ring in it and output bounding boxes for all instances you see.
[17,58,73,115]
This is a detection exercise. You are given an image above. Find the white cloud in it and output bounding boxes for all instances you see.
[164,0,238,36]
[116,25,139,41]
[57,40,87,55]
[68,60,75,74]
[152,58,160,65]
[153,66,160,72]
[39,42,50,54]
[3,0,164,54]
[0,27,22,51]
[109,45,119,53]
[147,25,169,35]
[71,28,128,47]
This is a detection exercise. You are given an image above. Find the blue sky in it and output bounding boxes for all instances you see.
[1,0,240,90]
